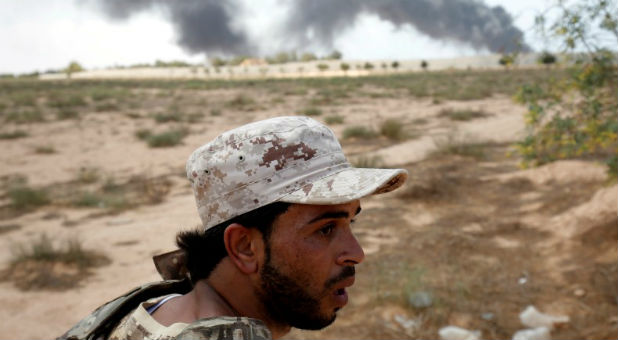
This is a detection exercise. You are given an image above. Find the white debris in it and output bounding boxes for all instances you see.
[512,327,551,340]
[438,326,482,340]
[394,314,419,330]
[519,305,569,329]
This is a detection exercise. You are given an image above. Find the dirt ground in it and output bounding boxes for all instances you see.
[0,75,616,339]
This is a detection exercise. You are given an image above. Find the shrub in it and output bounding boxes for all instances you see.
[324,115,344,125]
[153,112,182,123]
[48,94,86,108]
[380,119,407,140]
[298,107,322,116]
[186,112,204,123]
[72,192,129,210]
[225,94,256,110]
[6,234,110,290]
[343,126,378,140]
[34,146,56,154]
[433,133,486,160]
[351,155,384,168]
[515,0,617,178]
[146,128,187,147]
[56,109,79,120]
[9,186,50,210]
[76,167,100,184]
[0,130,28,139]
[135,129,152,140]
[5,110,44,124]
[317,64,329,71]
[94,102,119,112]
[438,109,488,121]
[11,92,37,107]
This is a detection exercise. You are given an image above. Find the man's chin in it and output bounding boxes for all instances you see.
[291,313,337,331]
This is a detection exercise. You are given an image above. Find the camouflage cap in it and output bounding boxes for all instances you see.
[187,116,408,230]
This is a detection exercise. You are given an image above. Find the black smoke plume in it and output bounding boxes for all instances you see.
[91,0,530,55]
[91,0,253,55]
[284,0,530,53]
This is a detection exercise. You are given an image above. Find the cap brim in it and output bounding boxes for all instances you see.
[280,167,408,204]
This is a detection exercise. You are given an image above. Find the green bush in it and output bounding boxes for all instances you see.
[11,92,37,107]
[0,130,28,139]
[7,233,110,290]
[34,146,56,154]
[146,128,187,147]
[324,115,344,125]
[515,0,617,178]
[438,109,488,121]
[5,110,44,124]
[298,107,322,116]
[56,109,79,120]
[343,126,378,140]
[48,94,86,108]
[9,186,50,210]
[380,119,407,140]
[135,129,152,140]
[225,94,256,110]
[153,112,182,123]
[94,102,119,112]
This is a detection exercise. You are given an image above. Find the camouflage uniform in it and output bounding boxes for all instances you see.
[57,279,271,340]
[108,297,271,340]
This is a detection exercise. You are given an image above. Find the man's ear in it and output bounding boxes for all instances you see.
[223,223,264,274]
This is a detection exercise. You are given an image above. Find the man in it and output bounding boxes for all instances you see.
[59,116,407,340]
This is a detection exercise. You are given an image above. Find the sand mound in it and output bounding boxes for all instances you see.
[485,160,608,185]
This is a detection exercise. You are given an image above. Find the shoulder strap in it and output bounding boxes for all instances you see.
[57,279,192,340]
[176,317,272,340]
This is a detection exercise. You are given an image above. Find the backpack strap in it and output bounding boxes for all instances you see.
[57,279,192,340]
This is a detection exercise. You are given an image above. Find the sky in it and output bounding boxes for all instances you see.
[1,0,553,75]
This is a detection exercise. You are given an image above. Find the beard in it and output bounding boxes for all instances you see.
[258,252,355,330]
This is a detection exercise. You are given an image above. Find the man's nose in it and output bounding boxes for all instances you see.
[337,230,365,266]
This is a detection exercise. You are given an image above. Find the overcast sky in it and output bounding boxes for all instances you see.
[1,0,552,74]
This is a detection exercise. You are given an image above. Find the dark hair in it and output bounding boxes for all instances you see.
[176,202,291,284]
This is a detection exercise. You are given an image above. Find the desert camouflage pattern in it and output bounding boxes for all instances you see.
[187,116,407,230]
[176,317,271,340]
[108,296,271,340]
[58,280,192,340]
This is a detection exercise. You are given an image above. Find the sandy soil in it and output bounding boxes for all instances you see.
[0,83,615,339]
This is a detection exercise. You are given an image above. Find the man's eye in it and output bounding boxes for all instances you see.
[319,224,334,236]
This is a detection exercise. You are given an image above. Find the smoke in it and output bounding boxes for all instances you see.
[90,0,529,56]
[91,0,253,55]
[284,0,530,53]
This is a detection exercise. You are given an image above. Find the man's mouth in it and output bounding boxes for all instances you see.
[330,276,355,307]
[332,287,349,307]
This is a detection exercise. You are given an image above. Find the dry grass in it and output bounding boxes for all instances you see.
[8,185,50,211]
[324,114,345,125]
[438,108,489,121]
[2,234,110,290]
[0,130,28,139]
[343,125,378,140]
[380,119,407,141]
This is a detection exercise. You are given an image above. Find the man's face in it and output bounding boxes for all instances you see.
[257,200,365,330]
